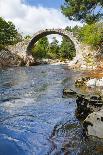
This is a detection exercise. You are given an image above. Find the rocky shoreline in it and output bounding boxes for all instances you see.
[63,76,103,139]
[0,48,69,68]
[0,48,35,68]
[0,49,25,68]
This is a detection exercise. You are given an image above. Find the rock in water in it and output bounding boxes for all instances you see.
[63,88,77,97]
[76,94,103,138]
[76,95,92,120]
[76,94,103,119]
[83,110,103,138]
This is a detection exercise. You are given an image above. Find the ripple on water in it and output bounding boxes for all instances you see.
[0,65,103,155]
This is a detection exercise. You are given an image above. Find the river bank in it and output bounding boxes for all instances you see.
[67,70,103,139]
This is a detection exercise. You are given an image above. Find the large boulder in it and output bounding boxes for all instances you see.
[83,110,103,138]
[75,94,103,138]
[8,40,35,66]
[0,49,25,68]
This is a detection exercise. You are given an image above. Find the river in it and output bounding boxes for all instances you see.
[0,64,103,155]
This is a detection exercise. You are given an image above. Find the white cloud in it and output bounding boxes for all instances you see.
[0,0,82,37]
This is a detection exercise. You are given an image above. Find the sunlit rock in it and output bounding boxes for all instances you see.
[0,49,25,68]
[75,77,90,87]
[83,110,103,138]
[86,78,103,87]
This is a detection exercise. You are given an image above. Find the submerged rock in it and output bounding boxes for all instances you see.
[83,110,103,138]
[63,88,77,97]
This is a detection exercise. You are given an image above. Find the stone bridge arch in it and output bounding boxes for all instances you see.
[8,29,84,66]
[27,29,82,58]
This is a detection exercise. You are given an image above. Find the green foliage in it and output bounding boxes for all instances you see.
[32,37,49,60]
[32,35,76,61]
[61,0,103,23]
[78,22,103,49]
[0,17,22,45]
[84,53,94,65]
[47,37,60,59]
[0,44,7,51]
[60,37,76,60]
[24,35,31,40]
[65,23,103,52]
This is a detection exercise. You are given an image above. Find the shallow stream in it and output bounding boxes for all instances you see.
[0,65,103,155]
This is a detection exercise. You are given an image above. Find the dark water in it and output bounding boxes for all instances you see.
[0,65,103,155]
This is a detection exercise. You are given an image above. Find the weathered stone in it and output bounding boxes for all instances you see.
[76,95,92,120]
[8,39,35,66]
[76,94,103,120]
[75,79,85,87]
[83,110,103,138]
[63,88,77,97]
[86,77,103,87]
[0,49,25,68]
[75,77,90,87]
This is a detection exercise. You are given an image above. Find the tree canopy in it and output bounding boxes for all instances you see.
[47,37,60,59]
[61,0,103,24]
[60,37,76,60]
[78,22,103,50]
[32,37,49,59]
[0,17,22,45]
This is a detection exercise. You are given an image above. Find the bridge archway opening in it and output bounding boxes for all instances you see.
[27,29,77,59]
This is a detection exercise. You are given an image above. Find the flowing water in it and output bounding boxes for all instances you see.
[0,65,103,155]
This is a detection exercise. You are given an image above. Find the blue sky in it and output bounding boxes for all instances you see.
[24,0,64,8]
[0,0,82,35]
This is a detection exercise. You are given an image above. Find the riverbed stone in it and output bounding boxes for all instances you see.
[75,93,103,138]
[63,88,77,97]
[76,94,103,120]
[86,78,103,87]
[76,95,92,120]
[83,110,103,138]
[75,77,90,87]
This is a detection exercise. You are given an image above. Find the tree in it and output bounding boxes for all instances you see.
[32,36,49,59]
[78,22,103,49]
[0,17,22,45]
[61,0,103,24]
[47,37,60,59]
[60,37,76,60]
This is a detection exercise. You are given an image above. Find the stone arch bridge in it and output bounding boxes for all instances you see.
[8,29,87,65]
[27,29,80,55]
